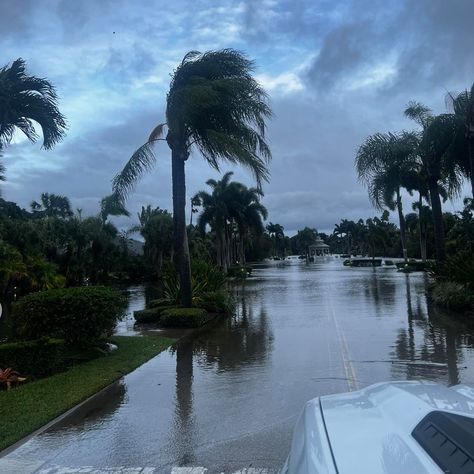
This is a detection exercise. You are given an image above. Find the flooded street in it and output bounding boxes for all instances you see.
[3,260,474,473]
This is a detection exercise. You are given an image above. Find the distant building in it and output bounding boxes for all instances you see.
[308,237,330,257]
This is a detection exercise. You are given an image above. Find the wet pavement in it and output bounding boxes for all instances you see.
[2,259,474,473]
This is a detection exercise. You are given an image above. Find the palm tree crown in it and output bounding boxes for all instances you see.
[0,58,66,150]
[113,49,272,199]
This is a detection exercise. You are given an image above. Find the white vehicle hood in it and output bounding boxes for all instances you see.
[285,380,474,474]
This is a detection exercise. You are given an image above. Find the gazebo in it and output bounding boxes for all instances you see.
[307,237,330,258]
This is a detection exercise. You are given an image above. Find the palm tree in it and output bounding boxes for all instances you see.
[232,183,267,264]
[194,172,236,271]
[266,222,285,257]
[100,194,130,224]
[446,83,474,198]
[405,101,463,261]
[0,58,66,151]
[133,206,173,281]
[31,192,73,219]
[355,131,419,261]
[113,50,272,306]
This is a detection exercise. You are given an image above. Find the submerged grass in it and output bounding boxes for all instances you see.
[0,335,174,452]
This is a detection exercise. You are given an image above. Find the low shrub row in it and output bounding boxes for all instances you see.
[0,338,65,378]
[133,305,175,323]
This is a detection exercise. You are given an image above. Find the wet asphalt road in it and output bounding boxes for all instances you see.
[2,259,474,473]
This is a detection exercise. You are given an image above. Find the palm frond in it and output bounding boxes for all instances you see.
[404,101,432,129]
[112,142,157,201]
[148,123,166,143]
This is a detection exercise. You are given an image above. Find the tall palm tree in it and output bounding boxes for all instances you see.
[113,50,272,306]
[446,83,474,198]
[0,58,66,151]
[232,183,267,264]
[355,131,419,261]
[405,101,463,261]
[194,171,236,271]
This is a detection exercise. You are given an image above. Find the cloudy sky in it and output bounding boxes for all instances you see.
[2,0,474,234]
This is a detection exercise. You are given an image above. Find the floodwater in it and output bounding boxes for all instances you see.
[2,259,474,473]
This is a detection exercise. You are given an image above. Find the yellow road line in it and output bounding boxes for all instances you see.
[326,293,359,391]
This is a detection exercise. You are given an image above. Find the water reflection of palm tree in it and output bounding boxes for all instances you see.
[174,338,196,465]
[392,276,462,384]
[175,339,195,465]
[193,294,273,371]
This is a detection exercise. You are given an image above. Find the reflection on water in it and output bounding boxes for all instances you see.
[390,272,471,385]
[5,259,474,471]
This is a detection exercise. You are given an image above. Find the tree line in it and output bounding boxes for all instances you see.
[355,85,474,263]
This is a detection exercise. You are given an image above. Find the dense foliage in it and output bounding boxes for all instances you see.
[13,286,126,346]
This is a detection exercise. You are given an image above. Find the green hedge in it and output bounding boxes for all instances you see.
[160,307,208,328]
[14,286,127,346]
[0,338,65,377]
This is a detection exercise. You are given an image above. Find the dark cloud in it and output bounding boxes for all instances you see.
[1,0,473,236]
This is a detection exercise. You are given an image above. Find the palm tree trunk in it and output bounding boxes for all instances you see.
[469,139,474,200]
[396,189,408,262]
[428,177,446,262]
[417,193,427,262]
[171,150,192,307]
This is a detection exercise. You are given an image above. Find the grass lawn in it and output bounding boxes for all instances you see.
[0,335,175,452]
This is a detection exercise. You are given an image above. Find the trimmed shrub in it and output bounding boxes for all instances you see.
[160,307,208,328]
[0,338,65,377]
[134,308,161,323]
[14,286,127,346]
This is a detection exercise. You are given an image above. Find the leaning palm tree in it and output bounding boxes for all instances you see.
[355,131,419,262]
[405,102,463,261]
[113,50,272,306]
[0,58,66,151]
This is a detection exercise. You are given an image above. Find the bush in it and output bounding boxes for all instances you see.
[162,260,228,306]
[198,291,233,313]
[396,261,433,272]
[0,338,65,377]
[431,281,474,311]
[134,305,175,324]
[14,286,127,346]
[433,251,474,285]
[160,307,208,328]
